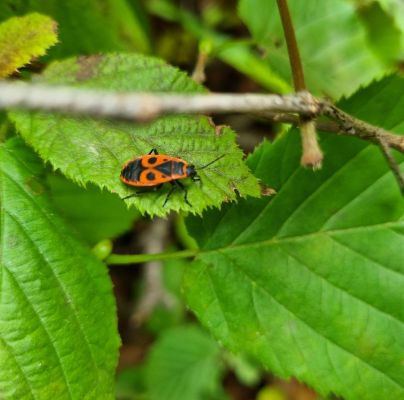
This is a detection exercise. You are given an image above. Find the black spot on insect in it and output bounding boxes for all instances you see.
[146,172,156,181]
[149,157,157,164]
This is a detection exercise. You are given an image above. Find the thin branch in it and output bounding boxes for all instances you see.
[321,102,404,153]
[1,81,403,154]
[1,80,404,157]
[377,138,404,195]
[262,106,404,192]
[0,81,318,120]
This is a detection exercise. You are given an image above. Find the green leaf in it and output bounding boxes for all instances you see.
[0,0,151,57]
[0,138,119,399]
[0,13,57,78]
[147,0,290,93]
[184,75,404,400]
[375,0,404,56]
[10,53,260,216]
[238,0,386,98]
[48,173,139,245]
[145,325,225,400]
[380,0,404,25]
[357,1,403,65]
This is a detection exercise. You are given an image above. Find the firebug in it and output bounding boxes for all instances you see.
[120,149,225,207]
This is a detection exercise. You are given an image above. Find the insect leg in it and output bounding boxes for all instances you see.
[163,182,177,207]
[148,148,159,155]
[123,184,162,200]
[175,180,192,207]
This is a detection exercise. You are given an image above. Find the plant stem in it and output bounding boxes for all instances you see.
[276,0,305,90]
[106,248,199,265]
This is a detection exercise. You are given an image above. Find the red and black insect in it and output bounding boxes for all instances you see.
[120,149,225,206]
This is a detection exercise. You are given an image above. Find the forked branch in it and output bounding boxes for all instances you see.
[0,80,403,191]
[0,81,402,150]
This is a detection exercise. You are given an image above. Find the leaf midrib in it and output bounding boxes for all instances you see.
[199,219,404,278]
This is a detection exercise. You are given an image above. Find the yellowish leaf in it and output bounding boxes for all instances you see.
[0,13,58,78]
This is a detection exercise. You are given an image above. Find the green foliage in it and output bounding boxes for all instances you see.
[116,366,148,400]
[1,2,403,399]
[357,1,403,65]
[145,325,226,400]
[48,173,139,245]
[0,0,150,57]
[374,0,404,57]
[146,0,291,93]
[0,138,119,399]
[0,13,57,77]
[238,0,386,98]
[184,75,404,400]
[10,53,260,216]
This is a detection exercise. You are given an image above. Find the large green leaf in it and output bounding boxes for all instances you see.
[238,0,386,98]
[0,138,119,399]
[184,75,404,400]
[0,13,57,78]
[10,53,260,216]
[0,0,150,57]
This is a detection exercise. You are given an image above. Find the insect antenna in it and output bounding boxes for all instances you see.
[197,154,225,170]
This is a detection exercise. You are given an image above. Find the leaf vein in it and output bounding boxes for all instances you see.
[1,266,74,399]
[276,145,372,237]
[1,170,103,383]
[281,244,404,325]
[0,334,36,400]
[218,253,403,390]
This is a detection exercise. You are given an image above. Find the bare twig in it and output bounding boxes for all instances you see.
[377,138,404,195]
[276,0,323,168]
[263,105,404,192]
[321,102,404,153]
[1,79,403,193]
[0,81,318,120]
[0,81,403,155]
